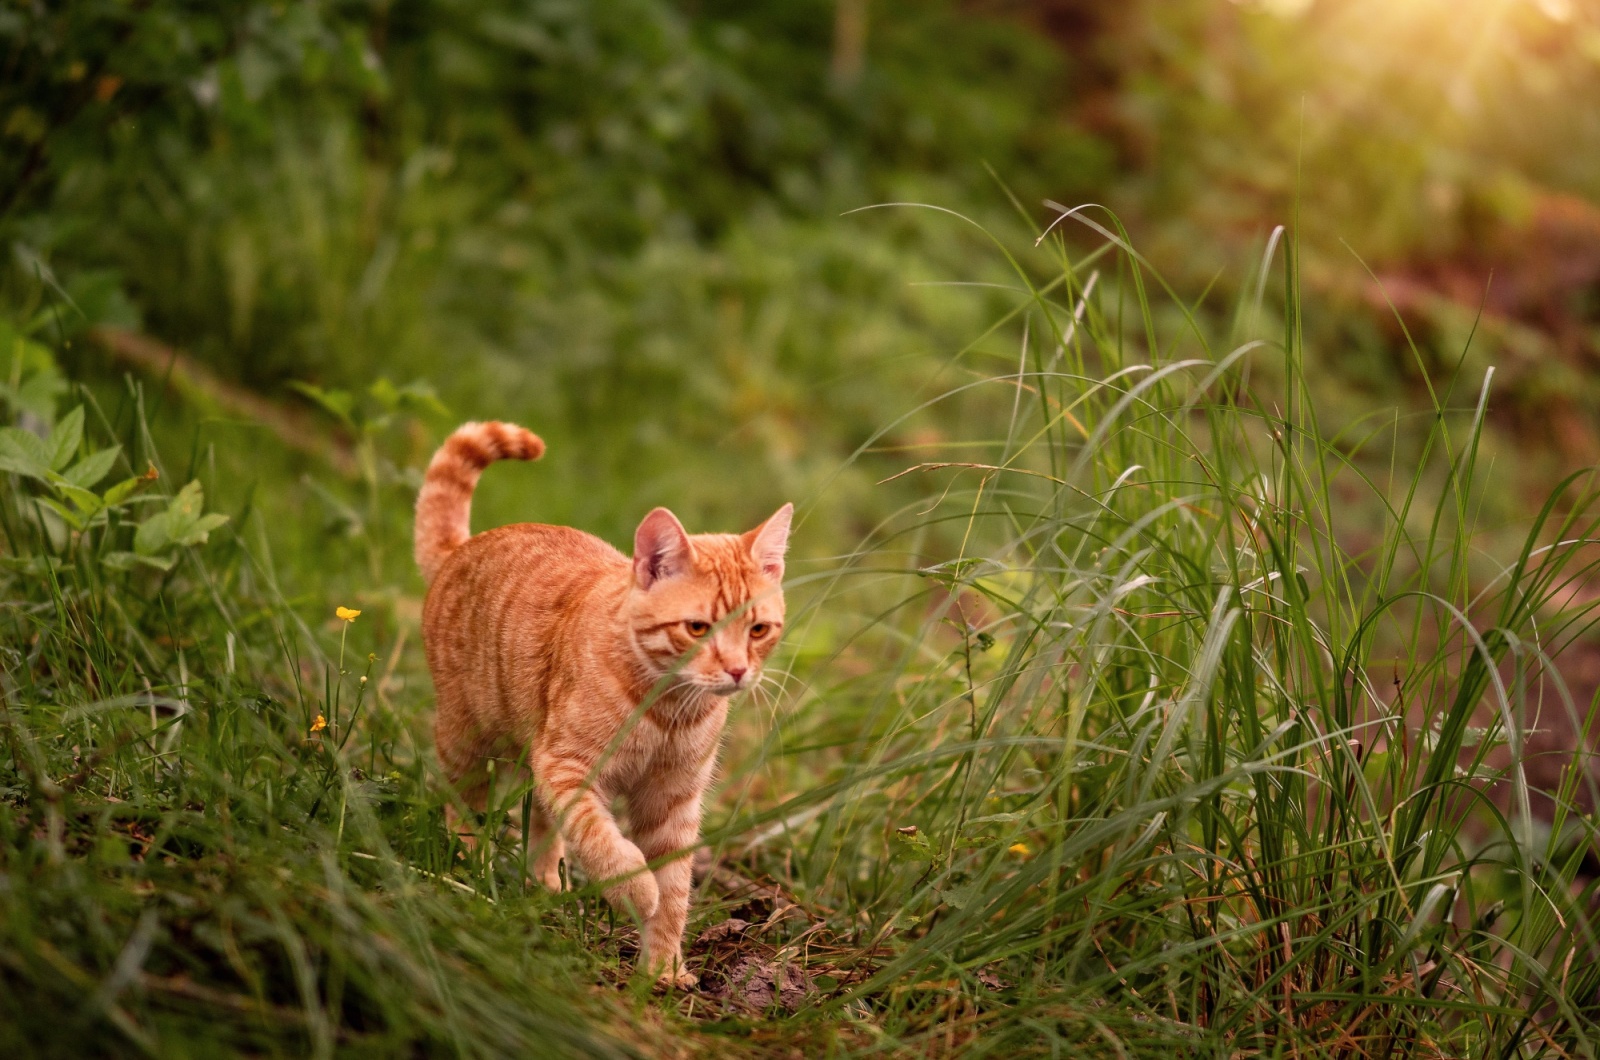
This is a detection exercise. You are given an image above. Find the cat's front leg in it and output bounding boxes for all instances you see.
[632,793,703,988]
[536,753,659,920]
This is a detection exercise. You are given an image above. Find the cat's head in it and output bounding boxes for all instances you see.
[625,503,792,696]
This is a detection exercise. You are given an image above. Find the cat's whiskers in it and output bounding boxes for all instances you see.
[754,666,795,687]
[743,672,786,725]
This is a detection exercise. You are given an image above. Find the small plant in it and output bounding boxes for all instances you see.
[0,402,227,571]
[0,321,67,425]
[0,329,232,576]
[291,377,448,579]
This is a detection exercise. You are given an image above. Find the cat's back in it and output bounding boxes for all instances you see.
[423,523,627,643]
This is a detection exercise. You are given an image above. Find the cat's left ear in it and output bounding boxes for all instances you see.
[743,502,794,581]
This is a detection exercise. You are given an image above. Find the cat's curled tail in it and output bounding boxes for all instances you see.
[415,421,544,583]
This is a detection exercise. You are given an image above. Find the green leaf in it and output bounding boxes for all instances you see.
[395,380,450,418]
[36,496,86,531]
[61,445,121,490]
[0,554,61,576]
[134,480,228,555]
[101,474,145,508]
[937,883,980,911]
[102,551,175,572]
[367,376,400,412]
[288,381,356,428]
[0,426,53,480]
[369,377,449,419]
[133,510,172,555]
[891,829,938,862]
[173,512,229,548]
[13,368,67,423]
[168,479,204,521]
[47,406,83,471]
[52,482,104,515]
[0,328,65,424]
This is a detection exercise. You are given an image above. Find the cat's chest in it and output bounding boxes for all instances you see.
[602,705,723,795]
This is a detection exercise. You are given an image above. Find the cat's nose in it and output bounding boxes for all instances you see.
[725,667,748,686]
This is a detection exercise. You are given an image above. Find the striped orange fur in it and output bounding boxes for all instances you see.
[415,421,791,987]
[414,420,546,582]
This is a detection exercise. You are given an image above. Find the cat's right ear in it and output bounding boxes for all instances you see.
[744,502,793,581]
[633,507,692,590]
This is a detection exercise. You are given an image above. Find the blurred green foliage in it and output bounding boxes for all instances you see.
[6,3,1600,1053]
[0,0,1094,362]
[3,0,1125,551]
[8,1,1600,541]
[7,3,1600,516]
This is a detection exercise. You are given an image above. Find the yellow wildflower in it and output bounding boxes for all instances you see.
[336,606,361,622]
[310,714,327,734]
[1008,842,1032,859]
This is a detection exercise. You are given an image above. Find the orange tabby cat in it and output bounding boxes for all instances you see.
[415,421,790,986]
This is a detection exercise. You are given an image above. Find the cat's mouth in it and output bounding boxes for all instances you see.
[684,674,753,696]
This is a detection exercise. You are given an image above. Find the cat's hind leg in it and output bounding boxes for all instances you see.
[442,781,488,853]
[523,794,566,892]
[437,724,493,853]
[496,757,566,890]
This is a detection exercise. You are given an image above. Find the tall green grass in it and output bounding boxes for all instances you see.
[0,380,643,1055]
[2,209,1597,1056]
[713,207,1600,1053]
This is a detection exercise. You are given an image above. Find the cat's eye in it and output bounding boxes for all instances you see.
[749,623,770,638]
[685,620,711,637]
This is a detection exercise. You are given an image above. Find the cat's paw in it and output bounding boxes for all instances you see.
[642,945,697,990]
[532,862,564,892]
[530,852,565,892]
[653,964,699,990]
[605,871,660,921]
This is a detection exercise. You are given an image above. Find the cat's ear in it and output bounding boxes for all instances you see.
[744,502,793,581]
[634,507,692,590]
